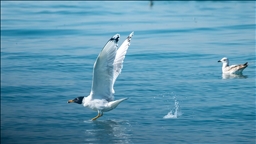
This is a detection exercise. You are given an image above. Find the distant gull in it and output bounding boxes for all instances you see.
[68,32,134,121]
[218,57,248,74]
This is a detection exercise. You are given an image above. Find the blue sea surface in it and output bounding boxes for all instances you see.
[1,1,255,144]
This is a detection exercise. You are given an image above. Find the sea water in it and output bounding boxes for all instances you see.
[1,1,255,144]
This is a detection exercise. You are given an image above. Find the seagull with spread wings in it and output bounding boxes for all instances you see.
[68,32,134,120]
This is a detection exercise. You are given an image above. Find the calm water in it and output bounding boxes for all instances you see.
[1,1,255,144]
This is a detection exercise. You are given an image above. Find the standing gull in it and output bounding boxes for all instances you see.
[218,57,248,74]
[68,32,134,120]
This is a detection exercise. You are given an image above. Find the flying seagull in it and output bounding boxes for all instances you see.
[218,57,248,74]
[68,32,134,121]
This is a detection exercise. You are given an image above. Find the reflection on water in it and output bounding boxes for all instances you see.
[84,120,132,143]
[222,73,248,79]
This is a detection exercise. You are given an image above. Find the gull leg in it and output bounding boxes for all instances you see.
[91,111,103,121]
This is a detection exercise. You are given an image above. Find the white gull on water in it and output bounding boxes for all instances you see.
[68,32,134,120]
[218,57,248,75]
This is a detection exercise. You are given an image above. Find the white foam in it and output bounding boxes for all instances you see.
[163,99,181,119]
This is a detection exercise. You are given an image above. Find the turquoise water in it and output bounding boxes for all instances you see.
[1,1,255,143]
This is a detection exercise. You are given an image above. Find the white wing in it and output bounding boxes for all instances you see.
[90,34,120,101]
[112,32,134,94]
[227,63,248,73]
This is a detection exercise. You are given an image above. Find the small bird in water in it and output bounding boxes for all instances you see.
[218,57,248,74]
[68,32,134,121]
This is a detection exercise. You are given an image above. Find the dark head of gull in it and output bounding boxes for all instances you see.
[67,96,84,104]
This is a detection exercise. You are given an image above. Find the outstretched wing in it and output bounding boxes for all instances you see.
[90,34,120,101]
[112,32,134,94]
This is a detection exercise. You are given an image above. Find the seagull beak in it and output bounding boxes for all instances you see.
[67,100,74,103]
[218,60,221,62]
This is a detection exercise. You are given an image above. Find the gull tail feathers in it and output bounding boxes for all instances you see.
[108,98,128,110]
[244,62,248,67]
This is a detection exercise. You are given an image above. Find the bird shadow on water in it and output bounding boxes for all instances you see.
[221,73,248,79]
[83,119,132,143]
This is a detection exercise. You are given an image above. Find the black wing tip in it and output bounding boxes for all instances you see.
[129,31,134,37]
[244,62,248,66]
[126,31,134,42]
[110,34,120,43]
[109,32,134,42]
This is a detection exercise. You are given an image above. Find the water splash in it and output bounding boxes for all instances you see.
[163,98,181,119]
